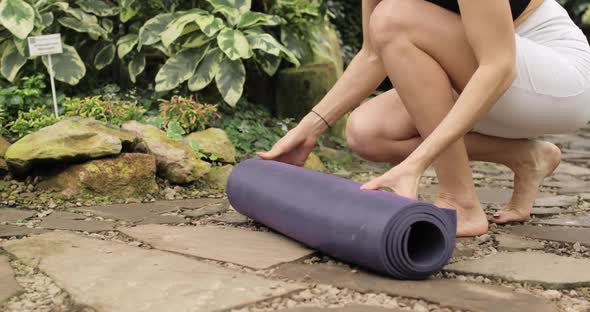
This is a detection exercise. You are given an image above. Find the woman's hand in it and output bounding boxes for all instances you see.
[256,117,324,166]
[360,160,425,199]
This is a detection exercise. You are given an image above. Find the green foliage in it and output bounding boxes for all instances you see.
[63,96,147,126]
[558,0,590,30]
[8,106,60,138]
[325,0,361,65]
[159,95,219,134]
[217,101,293,157]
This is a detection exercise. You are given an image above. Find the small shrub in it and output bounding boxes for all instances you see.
[0,74,51,131]
[63,96,147,126]
[159,96,219,134]
[8,107,61,139]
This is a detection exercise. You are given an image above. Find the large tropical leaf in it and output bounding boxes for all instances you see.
[0,0,35,40]
[238,11,281,29]
[188,47,222,91]
[254,50,281,76]
[215,56,245,106]
[138,13,177,49]
[0,40,26,81]
[58,16,107,38]
[42,44,86,85]
[217,28,251,61]
[65,7,98,24]
[13,37,25,56]
[94,43,116,70]
[117,33,138,59]
[194,14,225,37]
[280,26,308,62]
[38,11,54,29]
[155,46,208,92]
[245,31,282,56]
[128,53,145,83]
[181,32,214,49]
[119,0,140,22]
[76,0,119,17]
[160,9,207,47]
[208,0,251,26]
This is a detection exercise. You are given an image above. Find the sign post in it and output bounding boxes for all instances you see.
[27,34,63,118]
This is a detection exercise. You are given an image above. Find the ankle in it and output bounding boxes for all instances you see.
[435,190,479,211]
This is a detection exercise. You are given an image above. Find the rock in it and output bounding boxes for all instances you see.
[304,152,326,172]
[120,225,315,269]
[0,159,6,174]
[276,63,339,120]
[205,165,234,190]
[0,225,46,238]
[533,195,578,208]
[445,251,590,289]
[39,153,158,199]
[541,290,562,301]
[309,21,344,77]
[122,121,210,184]
[1,232,303,312]
[75,202,187,225]
[273,263,556,312]
[0,255,22,303]
[39,212,115,232]
[531,207,563,216]
[181,200,228,218]
[509,225,590,247]
[184,128,236,164]
[495,234,543,252]
[0,136,10,158]
[211,211,249,224]
[4,117,137,174]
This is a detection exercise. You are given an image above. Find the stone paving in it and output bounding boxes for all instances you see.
[0,129,590,311]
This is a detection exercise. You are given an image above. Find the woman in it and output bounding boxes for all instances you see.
[258,0,590,237]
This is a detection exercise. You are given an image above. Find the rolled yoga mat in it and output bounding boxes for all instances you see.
[226,158,457,280]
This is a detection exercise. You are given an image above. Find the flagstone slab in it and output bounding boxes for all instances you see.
[494,234,543,252]
[39,212,115,232]
[533,196,578,208]
[0,255,22,303]
[531,207,563,216]
[554,162,590,177]
[277,306,403,312]
[445,252,590,289]
[273,263,555,312]
[0,225,46,238]
[508,225,590,246]
[152,198,223,210]
[0,208,35,223]
[182,203,227,218]
[75,202,187,225]
[210,211,249,224]
[1,232,303,312]
[532,214,590,227]
[121,225,315,269]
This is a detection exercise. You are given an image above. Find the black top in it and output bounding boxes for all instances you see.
[425,0,532,20]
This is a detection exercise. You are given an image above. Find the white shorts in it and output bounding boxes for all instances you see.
[473,0,590,139]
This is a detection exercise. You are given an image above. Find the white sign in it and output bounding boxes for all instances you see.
[27,34,63,57]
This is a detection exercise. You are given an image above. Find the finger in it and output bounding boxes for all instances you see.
[360,178,382,190]
[257,143,286,160]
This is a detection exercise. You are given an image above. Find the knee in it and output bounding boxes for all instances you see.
[346,110,381,157]
[369,0,419,50]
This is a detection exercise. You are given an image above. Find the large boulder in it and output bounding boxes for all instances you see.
[4,117,137,174]
[122,121,211,184]
[205,165,234,191]
[184,128,236,164]
[0,136,10,158]
[40,153,158,199]
[275,63,339,120]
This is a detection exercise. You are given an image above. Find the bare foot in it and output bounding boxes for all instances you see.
[492,141,562,224]
[436,192,489,237]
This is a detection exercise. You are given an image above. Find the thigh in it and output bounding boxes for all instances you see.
[349,89,419,140]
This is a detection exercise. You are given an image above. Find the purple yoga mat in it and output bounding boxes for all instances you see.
[226,158,457,280]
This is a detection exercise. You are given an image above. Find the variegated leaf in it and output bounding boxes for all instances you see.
[155,45,208,92]
[215,56,245,107]
[94,42,115,70]
[280,26,307,62]
[188,47,222,91]
[13,37,25,56]
[42,44,86,85]
[245,31,281,56]
[254,50,281,76]
[0,40,26,81]
[208,0,250,15]
[76,0,119,17]
[238,11,281,29]
[138,13,177,49]
[195,14,225,37]
[128,53,145,83]
[117,33,138,59]
[160,9,207,47]
[217,28,251,61]
[39,12,53,29]
[0,0,35,39]
[101,18,114,33]
[65,7,98,24]
[58,16,107,38]
[181,32,214,49]
[119,0,140,22]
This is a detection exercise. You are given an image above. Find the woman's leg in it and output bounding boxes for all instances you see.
[347,90,561,227]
